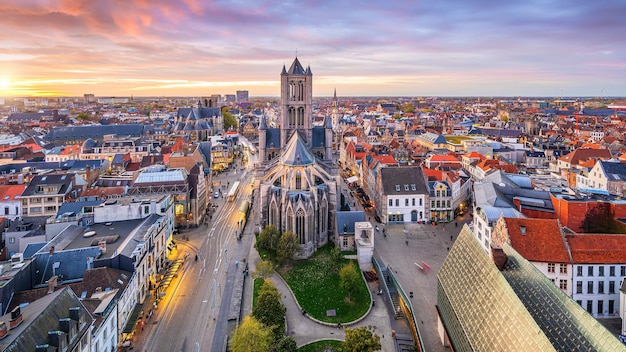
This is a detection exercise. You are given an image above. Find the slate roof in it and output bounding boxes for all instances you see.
[176,106,221,120]
[336,211,366,234]
[503,218,570,263]
[286,57,307,75]
[419,132,447,144]
[56,200,104,218]
[311,126,327,148]
[265,128,281,149]
[599,160,626,181]
[281,132,316,166]
[22,173,74,197]
[380,166,428,195]
[0,287,93,352]
[45,124,147,142]
[566,234,626,264]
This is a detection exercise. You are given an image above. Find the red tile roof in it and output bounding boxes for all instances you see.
[566,234,626,264]
[504,218,570,263]
[0,184,27,201]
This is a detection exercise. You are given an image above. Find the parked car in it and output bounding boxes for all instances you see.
[214,192,220,198]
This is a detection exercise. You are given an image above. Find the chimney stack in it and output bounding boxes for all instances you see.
[491,244,508,271]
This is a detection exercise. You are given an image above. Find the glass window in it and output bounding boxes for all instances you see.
[598,281,604,294]
[609,281,615,294]
[609,300,615,314]
[419,198,422,206]
[577,266,583,277]
[586,300,593,314]
[405,199,409,206]
[621,266,626,276]
[559,280,567,290]
[559,264,567,274]
[576,281,582,294]
[597,300,604,315]
[412,198,415,206]
[588,266,593,276]
[599,266,604,277]
[395,199,399,207]
[609,266,615,276]
[389,199,393,206]
[547,263,555,273]
[587,281,594,294]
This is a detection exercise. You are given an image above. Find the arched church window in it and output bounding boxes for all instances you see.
[321,201,327,233]
[296,209,305,244]
[298,107,305,126]
[287,209,294,234]
[295,171,302,190]
[270,201,278,226]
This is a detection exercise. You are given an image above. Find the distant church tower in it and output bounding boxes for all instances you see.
[280,57,313,146]
[331,88,341,151]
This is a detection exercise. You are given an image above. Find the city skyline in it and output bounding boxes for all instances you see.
[1,1,625,98]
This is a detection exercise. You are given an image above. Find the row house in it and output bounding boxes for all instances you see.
[584,160,626,197]
[491,215,626,319]
[81,135,160,163]
[0,184,25,221]
[423,154,463,170]
[415,132,448,151]
[377,166,429,224]
[20,173,74,217]
[428,181,453,223]
[425,169,471,217]
[44,144,82,163]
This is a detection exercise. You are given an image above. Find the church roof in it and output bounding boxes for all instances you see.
[311,126,327,148]
[281,132,315,166]
[287,57,307,75]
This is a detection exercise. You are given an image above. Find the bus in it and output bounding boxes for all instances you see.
[227,181,241,201]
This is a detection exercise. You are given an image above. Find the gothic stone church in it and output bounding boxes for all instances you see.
[257,58,339,259]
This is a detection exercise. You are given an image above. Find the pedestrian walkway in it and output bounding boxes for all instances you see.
[245,242,396,351]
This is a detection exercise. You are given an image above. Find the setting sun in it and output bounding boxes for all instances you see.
[0,77,9,90]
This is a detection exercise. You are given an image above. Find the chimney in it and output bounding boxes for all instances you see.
[48,331,66,348]
[69,307,81,322]
[59,318,71,333]
[491,245,508,271]
[36,345,54,352]
[9,306,22,329]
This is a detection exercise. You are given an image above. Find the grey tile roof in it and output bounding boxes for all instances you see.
[281,132,316,166]
[311,126,327,148]
[0,287,93,352]
[380,166,428,195]
[336,211,366,234]
[286,57,306,75]
[265,128,281,149]
[56,200,104,218]
[22,173,74,197]
[600,160,626,181]
[45,124,146,142]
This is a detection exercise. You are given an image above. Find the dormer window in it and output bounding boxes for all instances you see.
[411,184,416,191]
[520,226,526,235]
[395,185,400,192]
[404,185,409,191]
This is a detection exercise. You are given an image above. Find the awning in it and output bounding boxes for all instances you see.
[346,176,358,183]
[122,303,144,334]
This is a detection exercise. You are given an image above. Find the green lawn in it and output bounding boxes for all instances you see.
[252,278,265,307]
[298,340,343,352]
[281,245,370,323]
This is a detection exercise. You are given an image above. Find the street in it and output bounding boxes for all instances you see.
[142,146,257,352]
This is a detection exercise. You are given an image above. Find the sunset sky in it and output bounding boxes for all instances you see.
[1,0,625,98]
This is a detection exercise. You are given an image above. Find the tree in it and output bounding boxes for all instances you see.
[229,316,273,352]
[342,326,382,352]
[339,262,360,301]
[277,231,298,262]
[252,280,286,341]
[256,225,281,258]
[76,112,91,121]
[329,246,343,273]
[253,260,274,280]
[222,107,238,131]
[274,336,297,352]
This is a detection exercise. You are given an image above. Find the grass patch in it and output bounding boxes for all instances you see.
[281,245,370,323]
[298,340,343,352]
[252,278,265,308]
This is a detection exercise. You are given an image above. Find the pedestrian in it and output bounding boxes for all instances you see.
[450,235,453,241]
[405,240,409,246]
[141,320,145,331]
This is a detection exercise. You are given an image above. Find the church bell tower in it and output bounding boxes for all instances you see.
[280,57,313,147]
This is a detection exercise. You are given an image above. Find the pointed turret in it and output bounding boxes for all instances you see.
[287,57,306,75]
[306,65,312,75]
[259,114,267,130]
[281,64,287,75]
